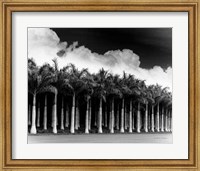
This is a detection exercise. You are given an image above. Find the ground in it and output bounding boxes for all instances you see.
[28,132,172,143]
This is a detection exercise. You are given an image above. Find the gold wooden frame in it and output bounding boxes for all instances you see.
[0,0,199,170]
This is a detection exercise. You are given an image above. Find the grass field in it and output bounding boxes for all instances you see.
[28,132,172,144]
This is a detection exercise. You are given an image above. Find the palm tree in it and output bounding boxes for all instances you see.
[167,94,172,132]
[143,85,154,132]
[81,73,96,133]
[135,91,142,132]
[51,59,81,133]
[153,85,169,132]
[93,68,108,133]
[162,91,172,132]
[62,64,88,133]
[39,60,60,134]
[28,59,55,134]
[147,85,157,132]
[119,72,132,133]
[113,75,123,130]
[168,106,172,132]
[38,63,55,131]
[50,59,61,134]
[128,79,145,133]
[28,58,172,135]
[127,75,141,133]
[106,74,122,133]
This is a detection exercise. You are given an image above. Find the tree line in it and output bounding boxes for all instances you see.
[28,58,172,134]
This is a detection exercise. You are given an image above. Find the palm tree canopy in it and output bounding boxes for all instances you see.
[61,63,89,96]
[28,60,56,95]
[93,68,109,101]
[28,58,172,106]
[118,72,132,97]
[106,74,122,98]
[148,84,170,105]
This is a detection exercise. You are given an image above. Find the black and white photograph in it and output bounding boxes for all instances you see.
[28,28,172,144]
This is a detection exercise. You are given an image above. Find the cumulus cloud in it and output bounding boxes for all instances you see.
[28,28,67,64]
[28,28,172,91]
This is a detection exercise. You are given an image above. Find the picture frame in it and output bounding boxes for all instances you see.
[0,0,199,170]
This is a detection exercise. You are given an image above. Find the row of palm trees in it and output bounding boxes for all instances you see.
[28,58,172,134]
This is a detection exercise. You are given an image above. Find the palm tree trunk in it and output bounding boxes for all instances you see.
[159,108,162,130]
[110,98,114,133]
[43,95,47,130]
[151,105,155,132]
[109,111,112,130]
[170,109,172,132]
[88,99,92,130]
[36,101,40,127]
[167,109,170,131]
[129,99,133,133]
[136,102,141,133]
[113,108,115,128]
[102,106,105,127]
[169,109,172,132]
[161,107,164,132]
[85,97,89,133]
[94,105,97,127]
[109,101,111,130]
[132,109,135,130]
[120,98,125,133]
[70,93,75,133]
[65,104,69,127]
[144,103,148,132]
[77,107,80,128]
[51,106,53,128]
[116,104,120,130]
[75,107,78,129]
[52,92,57,134]
[105,105,107,127]
[30,94,37,134]
[98,97,103,133]
[28,104,31,125]
[102,102,105,127]
[60,97,64,130]
[126,105,129,130]
[109,101,112,131]
[165,109,168,132]
[75,101,79,130]
[148,109,151,130]
[97,110,100,128]
[125,103,127,130]
[156,103,160,132]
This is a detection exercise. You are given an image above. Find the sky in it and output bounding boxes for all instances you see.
[28,28,172,90]
[52,28,172,69]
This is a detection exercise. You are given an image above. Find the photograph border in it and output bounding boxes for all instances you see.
[0,0,199,170]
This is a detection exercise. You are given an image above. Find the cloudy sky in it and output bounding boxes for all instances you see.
[28,28,172,90]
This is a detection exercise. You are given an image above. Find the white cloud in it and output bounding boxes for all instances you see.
[28,28,172,91]
[28,28,67,65]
